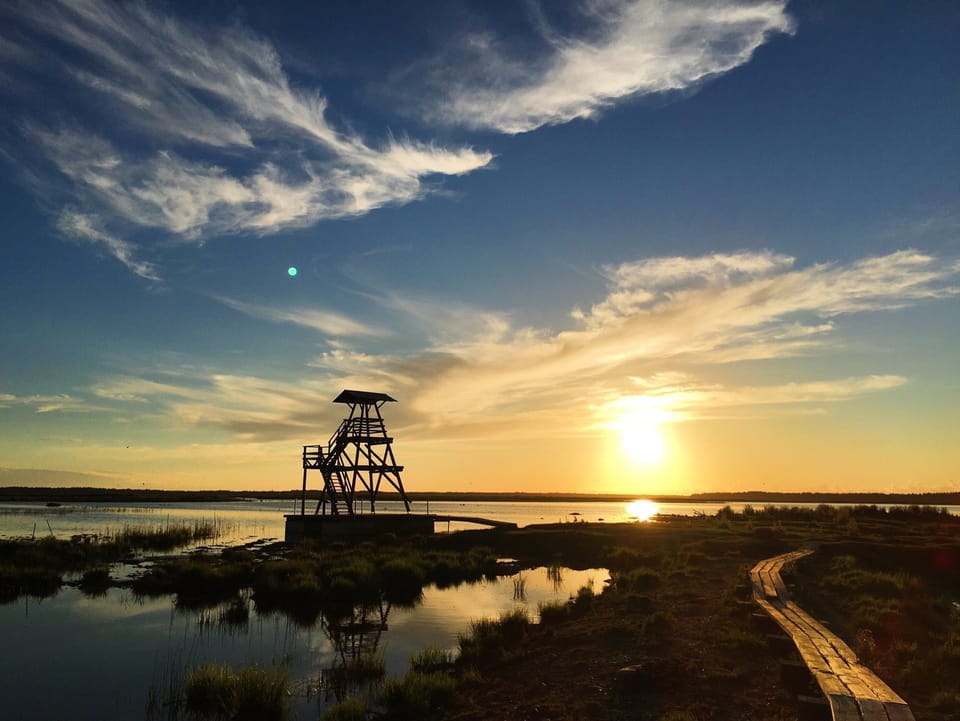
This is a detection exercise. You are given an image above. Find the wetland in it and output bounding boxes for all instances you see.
[1,503,958,720]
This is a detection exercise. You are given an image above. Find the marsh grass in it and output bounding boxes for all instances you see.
[132,555,254,608]
[322,652,387,687]
[537,598,572,624]
[512,573,527,601]
[457,607,531,667]
[786,536,960,715]
[112,518,226,551]
[185,663,288,721]
[410,647,455,673]
[322,697,367,721]
[612,566,660,593]
[78,566,112,597]
[0,520,241,602]
[380,670,457,720]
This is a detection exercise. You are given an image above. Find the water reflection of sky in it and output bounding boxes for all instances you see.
[3,500,958,543]
[0,566,608,721]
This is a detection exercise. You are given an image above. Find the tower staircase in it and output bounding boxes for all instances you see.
[299,390,410,518]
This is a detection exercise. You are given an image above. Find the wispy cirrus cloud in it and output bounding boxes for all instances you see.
[1,0,492,274]
[23,249,957,443]
[213,296,387,338]
[56,210,159,281]
[0,390,89,414]
[301,249,960,439]
[415,0,794,133]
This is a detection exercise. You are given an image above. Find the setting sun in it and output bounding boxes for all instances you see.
[617,409,667,466]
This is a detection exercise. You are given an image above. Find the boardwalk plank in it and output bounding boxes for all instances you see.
[855,697,889,721]
[828,693,863,721]
[882,703,915,721]
[750,550,916,721]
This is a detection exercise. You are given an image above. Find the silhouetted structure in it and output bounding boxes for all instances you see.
[300,390,411,517]
[285,390,516,541]
[286,390,431,541]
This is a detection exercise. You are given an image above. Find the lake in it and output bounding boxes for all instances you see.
[1,498,957,544]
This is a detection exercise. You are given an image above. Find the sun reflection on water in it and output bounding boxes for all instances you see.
[626,499,659,522]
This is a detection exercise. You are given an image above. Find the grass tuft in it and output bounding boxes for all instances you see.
[322,697,367,721]
[380,671,457,720]
[184,663,288,721]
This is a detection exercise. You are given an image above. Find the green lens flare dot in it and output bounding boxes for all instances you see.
[287,267,298,277]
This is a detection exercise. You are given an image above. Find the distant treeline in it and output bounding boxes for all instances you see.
[0,486,958,506]
[685,490,960,506]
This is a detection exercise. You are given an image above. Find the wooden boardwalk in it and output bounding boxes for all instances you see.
[750,550,915,721]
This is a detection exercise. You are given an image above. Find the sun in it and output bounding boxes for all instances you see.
[617,409,666,465]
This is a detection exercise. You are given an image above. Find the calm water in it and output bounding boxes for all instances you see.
[1,499,957,543]
[0,565,606,721]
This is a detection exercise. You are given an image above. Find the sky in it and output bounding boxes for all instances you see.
[0,0,958,495]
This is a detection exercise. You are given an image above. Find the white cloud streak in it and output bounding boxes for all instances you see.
[14,250,955,442]
[127,248,954,442]
[3,0,492,264]
[0,390,88,414]
[213,296,387,338]
[56,210,159,280]
[421,0,794,133]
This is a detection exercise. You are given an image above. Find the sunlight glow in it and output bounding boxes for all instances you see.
[626,499,660,522]
[617,408,666,465]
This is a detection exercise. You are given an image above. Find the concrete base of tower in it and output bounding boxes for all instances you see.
[284,512,436,543]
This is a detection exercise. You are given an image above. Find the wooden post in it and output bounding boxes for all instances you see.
[300,467,307,516]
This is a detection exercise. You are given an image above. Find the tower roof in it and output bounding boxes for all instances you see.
[333,389,397,404]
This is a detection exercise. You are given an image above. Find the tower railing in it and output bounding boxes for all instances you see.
[299,391,410,517]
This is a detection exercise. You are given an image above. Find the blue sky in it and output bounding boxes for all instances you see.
[1,0,958,493]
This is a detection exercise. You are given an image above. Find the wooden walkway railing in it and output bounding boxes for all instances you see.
[750,550,915,721]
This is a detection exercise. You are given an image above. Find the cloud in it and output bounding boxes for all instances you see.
[213,296,387,338]
[417,0,794,133]
[161,249,955,442]
[88,372,345,443]
[604,373,909,425]
[0,467,130,487]
[15,249,955,443]
[56,210,160,280]
[0,390,89,413]
[3,1,492,268]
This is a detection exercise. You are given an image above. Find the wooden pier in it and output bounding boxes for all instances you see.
[432,514,518,529]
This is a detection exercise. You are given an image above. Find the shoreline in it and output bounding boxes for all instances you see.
[0,485,958,506]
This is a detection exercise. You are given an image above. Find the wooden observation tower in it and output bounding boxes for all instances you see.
[286,389,513,541]
[298,390,411,519]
